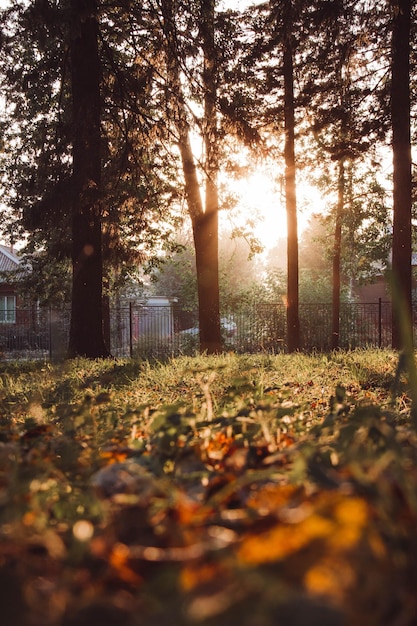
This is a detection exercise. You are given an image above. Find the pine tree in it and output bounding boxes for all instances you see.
[0,0,181,355]
[282,0,300,352]
[67,0,109,357]
[256,0,303,351]
[391,0,413,349]
[298,0,388,348]
[159,0,222,353]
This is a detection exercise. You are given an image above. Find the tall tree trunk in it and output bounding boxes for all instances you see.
[199,0,221,353]
[391,0,412,350]
[332,159,345,350]
[68,0,110,358]
[283,0,300,352]
[160,0,221,354]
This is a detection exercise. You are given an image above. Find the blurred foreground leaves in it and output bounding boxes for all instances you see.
[0,354,416,625]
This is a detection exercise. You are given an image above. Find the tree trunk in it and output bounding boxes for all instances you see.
[199,0,221,353]
[283,0,300,352]
[161,0,221,354]
[193,211,221,353]
[68,0,110,358]
[332,159,345,350]
[391,0,412,350]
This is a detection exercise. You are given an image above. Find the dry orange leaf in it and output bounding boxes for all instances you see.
[174,496,205,526]
[304,557,355,599]
[109,542,143,585]
[238,514,334,565]
[181,562,222,592]
[239,493,371,566]
[246,483,303,515]
[329,497,369,550]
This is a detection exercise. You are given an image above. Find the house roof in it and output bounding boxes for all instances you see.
[0,245,20,273]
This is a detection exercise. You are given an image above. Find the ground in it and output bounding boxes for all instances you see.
[0,350,416,626]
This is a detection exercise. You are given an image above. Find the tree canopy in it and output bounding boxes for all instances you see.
[0,0,415,354]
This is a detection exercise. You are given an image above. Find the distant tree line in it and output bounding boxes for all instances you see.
[0,0,414,356]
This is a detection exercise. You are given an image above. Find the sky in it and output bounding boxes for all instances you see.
[220,0,263,9]
[221,169,326,253]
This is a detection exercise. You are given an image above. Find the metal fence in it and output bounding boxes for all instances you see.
[0,308,51,359]
[0,300,405,360]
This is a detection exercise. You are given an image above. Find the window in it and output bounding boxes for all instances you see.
[0,295,16,323]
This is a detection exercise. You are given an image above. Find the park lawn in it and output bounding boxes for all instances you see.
[0,349,416,626]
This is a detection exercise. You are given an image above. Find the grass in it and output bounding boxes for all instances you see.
[0,349,416,626]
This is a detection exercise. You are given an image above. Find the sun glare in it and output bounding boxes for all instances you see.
[221,168,323,252]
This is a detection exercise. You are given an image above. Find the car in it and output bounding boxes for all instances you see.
[179,317,237,340]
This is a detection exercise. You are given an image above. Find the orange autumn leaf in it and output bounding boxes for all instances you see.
[100,449,129,464]
[304,557,355,599]
[109,542,143,585]
[181,562,223,592]
[205,432,235,461]
[302,499,374,600]
[329,497,369,550]
[246,483,303,515]
[238,494,371,565]
[238,514,334,565]
[22,511,37,527]
[174,496,206,525]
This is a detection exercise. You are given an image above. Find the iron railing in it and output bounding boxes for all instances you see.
[0,300,406,360]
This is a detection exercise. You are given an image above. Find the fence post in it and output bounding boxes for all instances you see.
[378,298,382,348]
[129,302,133,358]
[49,307,52,361]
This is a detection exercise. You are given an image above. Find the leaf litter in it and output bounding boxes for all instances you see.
[0,350,416,625]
